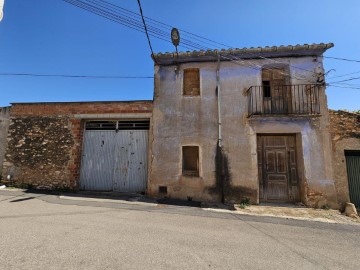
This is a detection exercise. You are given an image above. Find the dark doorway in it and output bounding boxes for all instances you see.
[345,150,360,208]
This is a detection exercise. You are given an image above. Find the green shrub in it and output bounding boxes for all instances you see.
[240,197,250,206]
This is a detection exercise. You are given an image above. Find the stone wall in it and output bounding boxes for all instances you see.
[2,101,152,189]
[330,110,360,206]
[0,107,10,179]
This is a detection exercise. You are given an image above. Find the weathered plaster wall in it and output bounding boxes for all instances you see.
[0,107,10,179]
[149,64,219,201]
[330,110,360,207]
[248,117,337,208]
[2,101,152,189]
[150,56,338,206]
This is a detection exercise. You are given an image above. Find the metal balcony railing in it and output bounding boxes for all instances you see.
[247,84,322,116]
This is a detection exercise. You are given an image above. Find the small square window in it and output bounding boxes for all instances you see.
[182,146,199,176]
[183,68,200,96]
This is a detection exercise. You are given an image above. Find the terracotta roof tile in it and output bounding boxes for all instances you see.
[153,43,334,65]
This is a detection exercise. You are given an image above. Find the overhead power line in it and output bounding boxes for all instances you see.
[328,76,360,84]
[93,0,229,48]
[327,70,360,79]
[62,0,318,84]
[324,56,360,63]
[0,73,154,79]
[327,84,360,90]
[136,0,158,64]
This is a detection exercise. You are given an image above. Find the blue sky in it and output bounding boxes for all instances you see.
[0,0,359,110]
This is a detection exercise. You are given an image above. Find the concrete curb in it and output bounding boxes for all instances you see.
[59,195,158,207]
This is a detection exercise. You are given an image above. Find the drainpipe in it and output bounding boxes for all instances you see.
[216,54,225,203]
[216,54,222,148]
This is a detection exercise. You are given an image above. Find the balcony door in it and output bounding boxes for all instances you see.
[262,68,291,114]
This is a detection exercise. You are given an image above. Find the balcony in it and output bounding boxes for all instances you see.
[247,84,322,116]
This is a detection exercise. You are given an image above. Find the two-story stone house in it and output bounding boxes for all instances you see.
[148,43,338,208]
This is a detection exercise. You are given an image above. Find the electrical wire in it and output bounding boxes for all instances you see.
[327,70,360,80]
[0,73,154,79]
[327,84,360,90]
[93,0,230,48]
[328,76,360,84]
[68,0,359,84]
[62,0,316,83]
[136,0,157,63]
[85,0,320,80]
[324,56,360,63]
[63,0,208,51]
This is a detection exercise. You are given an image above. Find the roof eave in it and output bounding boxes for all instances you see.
[154,43,334,66]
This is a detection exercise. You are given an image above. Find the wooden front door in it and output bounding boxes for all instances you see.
[257,135,299,202]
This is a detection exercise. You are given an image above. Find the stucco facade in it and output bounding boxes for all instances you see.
[149,44,338,208]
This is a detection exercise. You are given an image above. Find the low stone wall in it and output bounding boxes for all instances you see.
[1,101,152,190]
[0,107,10,179]
[3,116,75,189]
[330,110,360,207]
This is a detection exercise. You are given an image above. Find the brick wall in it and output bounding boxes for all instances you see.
[0,107,10,179]
[329,110,360,206]
[10,101,152,116]
[1,101,152,190]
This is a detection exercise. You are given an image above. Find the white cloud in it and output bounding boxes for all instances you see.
[0,0,4,22]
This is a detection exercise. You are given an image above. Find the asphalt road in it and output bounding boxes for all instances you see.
[0,190,359,270]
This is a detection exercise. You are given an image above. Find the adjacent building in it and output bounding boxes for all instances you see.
[330,110,360,208]
[1,101,152,191]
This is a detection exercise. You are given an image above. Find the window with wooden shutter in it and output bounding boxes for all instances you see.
[183,68,200,96]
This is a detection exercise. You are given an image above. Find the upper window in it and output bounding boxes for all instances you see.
[262,67,287,98]
[182,146,199,177]
[183,68,200,96]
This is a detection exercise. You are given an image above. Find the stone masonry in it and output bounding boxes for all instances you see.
[0,107,10,179]
[1,101,152,190]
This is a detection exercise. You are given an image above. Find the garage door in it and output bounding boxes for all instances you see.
[80,120,149,192]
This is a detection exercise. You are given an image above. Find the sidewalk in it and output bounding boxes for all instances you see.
[1,188,359,225]
[204,202,360,225]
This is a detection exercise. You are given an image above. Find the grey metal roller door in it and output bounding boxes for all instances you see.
[80,121,148,192]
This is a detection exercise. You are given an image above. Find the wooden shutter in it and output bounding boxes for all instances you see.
[183,68,200,96]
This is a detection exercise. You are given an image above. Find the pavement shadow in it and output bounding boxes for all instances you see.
[157,198,202,208]
[9,197,35,203]
[23,189,60,195]
[19,188,236,210]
